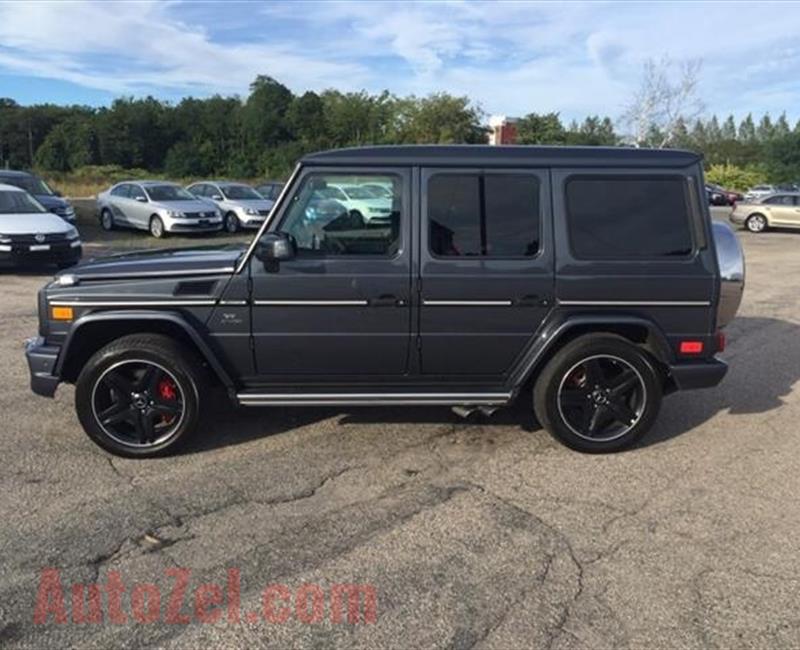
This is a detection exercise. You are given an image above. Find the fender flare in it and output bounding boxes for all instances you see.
[55,310,235,390]
[506,313,674,391]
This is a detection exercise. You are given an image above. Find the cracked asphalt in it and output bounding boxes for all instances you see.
[2,217,800,648]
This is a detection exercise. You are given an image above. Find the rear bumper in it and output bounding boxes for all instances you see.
[668,358,728,390]
[24,337,60,397]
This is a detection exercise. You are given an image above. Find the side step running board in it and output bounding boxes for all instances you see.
[236,392,512,407]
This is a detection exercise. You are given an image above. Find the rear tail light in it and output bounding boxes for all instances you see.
[679,340,704,355]
[716,331,726,353]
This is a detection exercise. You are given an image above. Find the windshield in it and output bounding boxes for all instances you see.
[146,185,196,202]
[364,185,391,198]
[1,175,53,196]
[0,190,48,214]
[222,184,261,200]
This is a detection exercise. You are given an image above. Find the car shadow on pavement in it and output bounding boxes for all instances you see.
[185,316,799,454]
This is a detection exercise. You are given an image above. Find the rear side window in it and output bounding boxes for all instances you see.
[111,184,130,198]
[565,176,694,259]
[428,173,540,257]
[763,195,795,206]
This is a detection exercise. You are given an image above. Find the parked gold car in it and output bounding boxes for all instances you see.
[730,193,800,233]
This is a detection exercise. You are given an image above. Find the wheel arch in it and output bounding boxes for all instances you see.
[56,311,235,391]
[509,314,673,392]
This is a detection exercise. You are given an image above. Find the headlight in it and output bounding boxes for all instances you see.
[242,207,258,216]
[64,206,75,215]
[0,234,10,244]
[65,227,80,240]
[164,209,186,218]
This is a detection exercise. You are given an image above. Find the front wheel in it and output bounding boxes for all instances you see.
[533,334,663,453]
[745,213,767,233]
[75,334,204,457]
[100,208,115,231]
[149,215,166,238]
[224,212,240,233]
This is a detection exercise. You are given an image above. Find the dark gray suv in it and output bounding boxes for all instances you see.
[24,145,744,457]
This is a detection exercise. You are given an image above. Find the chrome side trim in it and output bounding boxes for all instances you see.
[237,392,512,406]
[253,300,368,306]
[423,300,514,306]
[49,299,217,307]
[558,300,711,307]
[75,267,234,280]
[218,300,249,306]
[235,164,301,274]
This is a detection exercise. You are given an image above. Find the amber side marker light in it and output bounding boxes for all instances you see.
[679,340,704,355]
[51,306,74,321]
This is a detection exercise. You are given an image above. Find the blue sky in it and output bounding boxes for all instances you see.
[1,1,799,124]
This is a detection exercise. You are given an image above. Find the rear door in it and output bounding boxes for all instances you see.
[418,167,555,376]
[762,194,797,225]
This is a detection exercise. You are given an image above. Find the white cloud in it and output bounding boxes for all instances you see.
[0,0,799,122]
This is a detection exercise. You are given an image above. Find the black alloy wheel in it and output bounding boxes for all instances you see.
[91,359,186,448]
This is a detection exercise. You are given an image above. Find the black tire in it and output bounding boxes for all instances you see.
[149,215,166,238]
[745,213,767,233]
[533,334,663,453]
[75,334,205,457]
[100,208,115,231]
[224,212,240,233]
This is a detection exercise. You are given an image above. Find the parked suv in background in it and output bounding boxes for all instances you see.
[0,184,81,268]
[96,181,223,238]
[25,145,744,457]
[730,192,800,232]
[186,181,274,232]
[0,170,76,223]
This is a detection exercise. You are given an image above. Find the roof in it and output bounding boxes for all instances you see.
[0,183,24,192]
[301,145,702,168]
[0,169,34,178]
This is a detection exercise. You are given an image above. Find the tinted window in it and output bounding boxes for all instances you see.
[188,184,206,197]
[278,174,401,256]
[146,185,195,201]
[0,174,52,195]
[566,176,693,259]
[763,195,795,206]
[221,184,261,200]
[428,173,540,257]
[111,184,130,198]
[0,190,47,214]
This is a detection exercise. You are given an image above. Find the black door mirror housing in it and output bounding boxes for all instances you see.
[255,232,295,271]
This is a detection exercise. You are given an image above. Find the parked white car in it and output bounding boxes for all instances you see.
[186,181,275,232]
[744,184,777,202]
[97,181,223,238]
[314,183,393,222]
[0,183,82,268]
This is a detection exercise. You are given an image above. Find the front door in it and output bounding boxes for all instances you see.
[250,167,412,379]
[418,168,555,376]
[762,194,800,225]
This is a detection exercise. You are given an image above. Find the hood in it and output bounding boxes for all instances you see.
[60,243,246,280]
[152,199,217,213]
[0,212,74,235]
[35,194,70,210]
[225,198,274,211]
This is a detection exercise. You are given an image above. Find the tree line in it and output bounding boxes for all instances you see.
[1,74,799,189]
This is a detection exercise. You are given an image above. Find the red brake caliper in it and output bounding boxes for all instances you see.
[157,379,177,425]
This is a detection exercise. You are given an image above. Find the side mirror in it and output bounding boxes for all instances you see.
[255,232,295,271]
[211,194,223,201]
[134,195,147,202]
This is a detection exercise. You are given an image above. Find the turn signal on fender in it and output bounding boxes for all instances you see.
[50,306,74,321]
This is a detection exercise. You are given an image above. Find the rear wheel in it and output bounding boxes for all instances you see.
[745,213,767,233]
[100,208,114,231]
[149,215,166,238]
[75,334,204,457]
[533,334,662,453]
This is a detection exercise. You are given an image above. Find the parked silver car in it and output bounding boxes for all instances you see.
[96,181,223,238]
[186,181,274,233]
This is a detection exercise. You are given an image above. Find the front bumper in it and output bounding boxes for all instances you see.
[164,218,223,233]
[668,358,728,391]
[0,242,82,266]
[24,337,60,397]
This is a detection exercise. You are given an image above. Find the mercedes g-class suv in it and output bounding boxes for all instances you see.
[24,146,745,457]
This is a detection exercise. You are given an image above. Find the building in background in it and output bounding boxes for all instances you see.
[488,115,519,145]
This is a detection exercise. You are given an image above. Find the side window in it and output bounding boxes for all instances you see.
[428,173,540,257]
[111,184,130,198]
[189,184,206,197]
[277,173,402,256]
[131,185,147,201]
[764,195,793,206]
[565,176,694,259]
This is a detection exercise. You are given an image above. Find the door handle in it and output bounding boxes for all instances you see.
[369,294,406,307]
[514,294,551,307]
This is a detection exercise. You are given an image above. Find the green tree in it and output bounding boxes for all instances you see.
[516,112,566,145]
